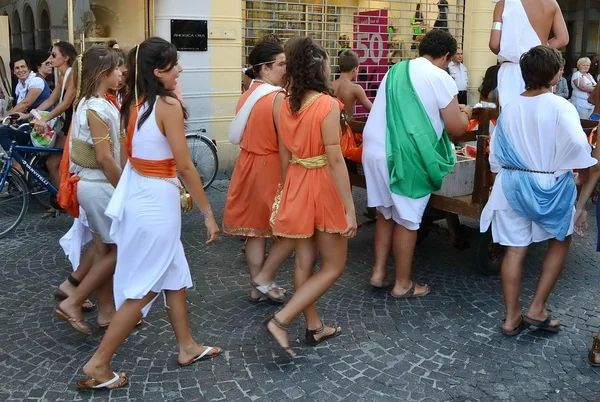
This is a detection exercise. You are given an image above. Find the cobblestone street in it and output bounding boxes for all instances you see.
[1,180,599,402]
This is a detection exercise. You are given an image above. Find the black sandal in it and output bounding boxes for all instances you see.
[589,337,600,367]
[262,315,296,358]
[305,324,342,346]
[54,275,96,313]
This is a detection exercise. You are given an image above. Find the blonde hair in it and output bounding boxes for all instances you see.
[577,57,591,69]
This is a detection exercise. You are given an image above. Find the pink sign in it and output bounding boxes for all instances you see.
[353,9,389,116]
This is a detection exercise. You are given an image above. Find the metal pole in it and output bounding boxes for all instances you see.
[67,0,74,44]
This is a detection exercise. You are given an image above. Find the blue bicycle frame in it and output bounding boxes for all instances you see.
[0,143,63,195]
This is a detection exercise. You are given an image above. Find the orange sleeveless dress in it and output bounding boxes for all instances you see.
[223,82,282,237]
[271,94,347,238]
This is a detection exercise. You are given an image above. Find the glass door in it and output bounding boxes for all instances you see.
[70,0,149,53]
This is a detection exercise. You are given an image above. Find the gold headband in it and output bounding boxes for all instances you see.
[135,45,140,110]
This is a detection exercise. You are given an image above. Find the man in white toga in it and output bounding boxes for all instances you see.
[480,46,597,336]
[363,30,471,298]
[489,0,568,109]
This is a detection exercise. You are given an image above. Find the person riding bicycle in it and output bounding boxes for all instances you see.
[0,55,51,151]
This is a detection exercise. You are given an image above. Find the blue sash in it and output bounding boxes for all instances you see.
[495,118,576,241]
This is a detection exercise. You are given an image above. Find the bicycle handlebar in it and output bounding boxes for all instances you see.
[2,115,30,131]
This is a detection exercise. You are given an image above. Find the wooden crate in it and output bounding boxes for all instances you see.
[434,155,476,197]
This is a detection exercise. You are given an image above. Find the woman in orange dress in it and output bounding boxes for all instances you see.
[223,40,292,303]
[263,37,357,357]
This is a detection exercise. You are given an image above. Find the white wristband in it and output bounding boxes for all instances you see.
[492,22,502,30]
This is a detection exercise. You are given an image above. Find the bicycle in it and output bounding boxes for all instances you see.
[186,128,219,189]
[0,116,63,239]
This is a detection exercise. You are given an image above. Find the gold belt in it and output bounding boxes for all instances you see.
[290,154,327,169]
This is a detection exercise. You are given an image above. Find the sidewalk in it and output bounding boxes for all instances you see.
[0,181,599,402]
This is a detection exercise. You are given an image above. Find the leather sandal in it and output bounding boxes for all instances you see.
[305,324,342,346]
[55,306,92,335]
[589,337,600,367]
[54,275,96,312]
[262,315,296,358]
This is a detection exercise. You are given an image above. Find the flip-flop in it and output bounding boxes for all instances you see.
[523,315,561,333]
[76,371,128,390]
[391,282,430,299]
[501,315,530,336]
[54,290,96,313]
[55,307,92,335]
[248,295,269,303]
[178,346,223,367]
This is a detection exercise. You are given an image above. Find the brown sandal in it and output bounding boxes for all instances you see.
[305,324,342,346]
[588,337,600,367]
[262,315,296,358]
[76,371,128,390]
[55,307,92,335]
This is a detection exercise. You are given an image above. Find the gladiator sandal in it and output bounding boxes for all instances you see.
[262,315,296,358]
[305,323,342,346]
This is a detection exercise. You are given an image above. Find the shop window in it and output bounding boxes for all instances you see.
[243,0,466,115]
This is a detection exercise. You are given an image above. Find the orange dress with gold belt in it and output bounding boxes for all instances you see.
[223,82,282,237]
[271,94,347,238]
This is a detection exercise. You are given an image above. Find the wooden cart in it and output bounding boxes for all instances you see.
[346,110,597,276]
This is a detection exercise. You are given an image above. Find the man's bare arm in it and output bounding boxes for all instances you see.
[489,0,504,55]
[353,84,372,112]
[547,2,569,49]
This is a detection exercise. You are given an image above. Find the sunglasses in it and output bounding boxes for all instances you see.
[50,52,58,58]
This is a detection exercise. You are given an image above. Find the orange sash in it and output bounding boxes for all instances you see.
[57,94,122,217]
[340,124,363,163]
[126,99,177,178]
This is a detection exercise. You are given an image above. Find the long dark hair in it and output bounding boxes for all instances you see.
[248,40,283,79]
[284,36,332,114]
[53,41,78,67]
[479,64,500,100]
[121,37,187,130]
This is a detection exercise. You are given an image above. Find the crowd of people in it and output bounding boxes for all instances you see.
[0,0,599,391]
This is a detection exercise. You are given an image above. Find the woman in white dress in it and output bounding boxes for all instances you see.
[571,57,596,119]
[77,37,222,390]
[55,46,129,319]
[55,46,122,335]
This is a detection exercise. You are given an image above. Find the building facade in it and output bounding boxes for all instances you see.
[0,0,598,168]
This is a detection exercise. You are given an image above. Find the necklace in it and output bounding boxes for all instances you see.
[255,78,274,86]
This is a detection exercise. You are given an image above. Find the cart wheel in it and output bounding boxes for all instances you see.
[475,230,505,276]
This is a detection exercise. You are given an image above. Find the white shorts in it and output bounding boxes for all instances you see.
[77,180,115,244]
[376,205,420,231]
[490,208,574,247]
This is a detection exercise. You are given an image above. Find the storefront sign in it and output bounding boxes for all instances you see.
[171,20,208,51]
[353,10,389,116]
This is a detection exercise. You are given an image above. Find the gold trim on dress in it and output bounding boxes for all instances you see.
[223,224,272,238]
[269,183,284,229]
[290,154,328,169]
[272,227,345,239]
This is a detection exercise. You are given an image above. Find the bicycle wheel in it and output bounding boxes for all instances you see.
[0,167,30,239]
[24,154,53,210]
[186,134,218,189]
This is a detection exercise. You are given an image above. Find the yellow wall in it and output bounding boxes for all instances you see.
[210,0,243,169]
[462,0,497,104]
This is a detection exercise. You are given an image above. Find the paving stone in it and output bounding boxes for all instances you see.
[1,183,599,401]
